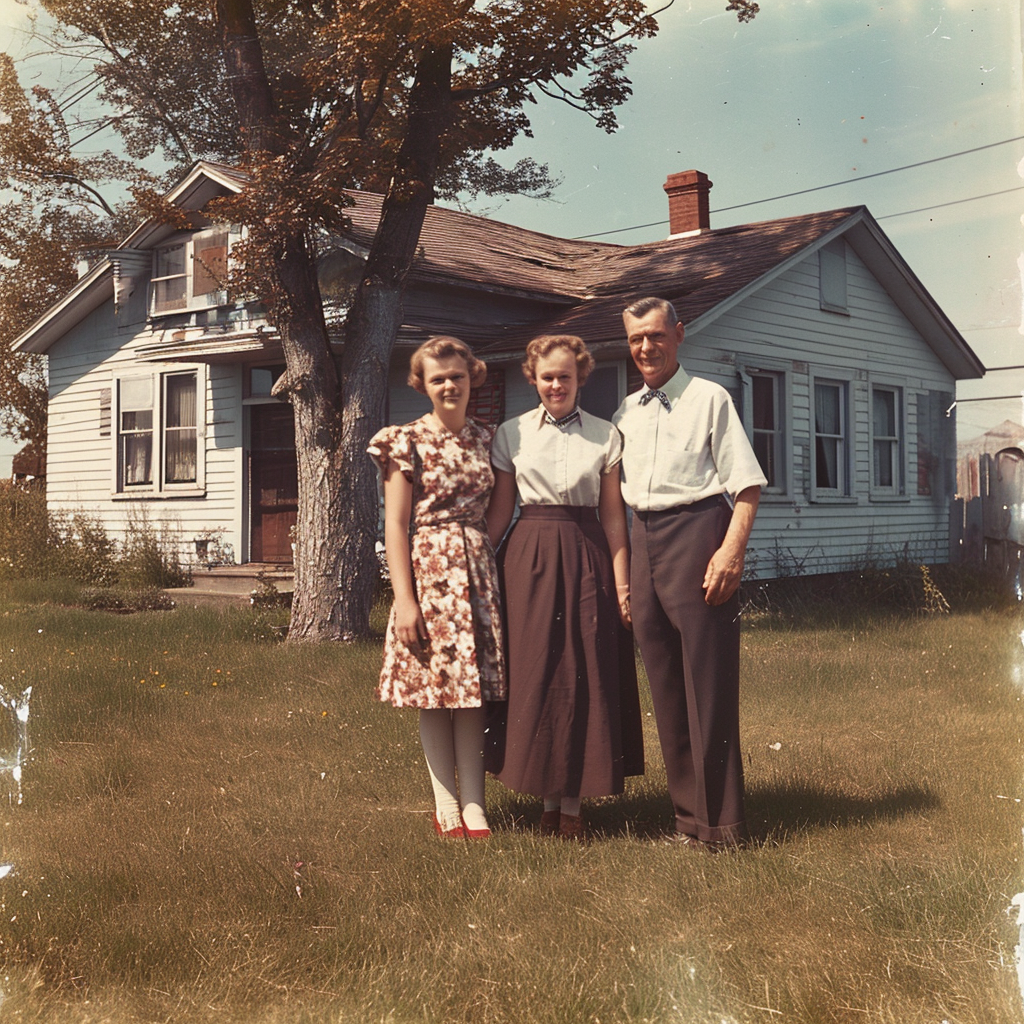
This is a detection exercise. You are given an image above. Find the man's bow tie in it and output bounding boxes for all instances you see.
[639,389,671,411]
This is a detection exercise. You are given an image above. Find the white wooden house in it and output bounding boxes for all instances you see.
[12,162,983,576]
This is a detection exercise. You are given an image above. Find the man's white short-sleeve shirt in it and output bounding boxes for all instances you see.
[612,366,766,512]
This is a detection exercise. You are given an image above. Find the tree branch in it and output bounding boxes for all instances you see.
[89,19,196,164]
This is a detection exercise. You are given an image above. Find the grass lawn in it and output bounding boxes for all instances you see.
[0,577,1018,1023]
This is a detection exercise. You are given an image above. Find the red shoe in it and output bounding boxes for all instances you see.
[539,809,561,836]
[558,813,585,842]
[461,814,491,839]
[433,814,466,838]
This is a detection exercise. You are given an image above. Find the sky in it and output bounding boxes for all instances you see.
[0,0,1021,448]
[472,0,1024,442]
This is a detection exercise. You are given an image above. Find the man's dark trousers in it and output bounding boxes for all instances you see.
[630,495,747,844]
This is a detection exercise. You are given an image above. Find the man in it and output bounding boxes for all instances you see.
[612,297,765,848]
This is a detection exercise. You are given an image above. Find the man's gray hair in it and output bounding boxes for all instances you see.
[623,297,679,327]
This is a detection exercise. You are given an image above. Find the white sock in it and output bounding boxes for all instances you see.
[453,707,488,831]
[560,796,582,818]
[419,709,461,831]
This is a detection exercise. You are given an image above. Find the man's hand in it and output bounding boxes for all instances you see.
[702,544,745,606]
[701,485,761,606]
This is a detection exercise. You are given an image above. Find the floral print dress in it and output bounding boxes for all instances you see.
[368,418,507,709]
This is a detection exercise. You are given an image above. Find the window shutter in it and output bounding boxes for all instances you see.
[99,388,111,438]
[192,232,228,295]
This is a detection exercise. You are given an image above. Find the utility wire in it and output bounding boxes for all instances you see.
[574,135,1024,240]
[713,136,1024,214]
[876,186,1024,221]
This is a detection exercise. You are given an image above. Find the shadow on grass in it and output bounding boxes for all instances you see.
[489,779,940,846]
[744,779,940,842]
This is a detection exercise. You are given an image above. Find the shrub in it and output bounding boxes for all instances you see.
[741,560,1020,625]
[117,512,191,589]
[0,490,191,591]
[0,481,50,579]
[49,512,118,586]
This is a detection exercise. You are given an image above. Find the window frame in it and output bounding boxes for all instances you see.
[810,372,856,503]
[869,380,908,501]
[112,366,206,498]
[740,364,789,497]
[149,225,234,317]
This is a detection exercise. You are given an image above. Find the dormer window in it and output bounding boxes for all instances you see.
[150,226,231,315]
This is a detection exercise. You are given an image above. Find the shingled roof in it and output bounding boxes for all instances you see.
[342,195,981,379]
[342,189,616,303]
[342,189,865,351]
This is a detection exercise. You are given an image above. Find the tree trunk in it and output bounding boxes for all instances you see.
[216,0,348,641]
[333,43,454,636]
[217,1,453,639]
[272,234,347,642]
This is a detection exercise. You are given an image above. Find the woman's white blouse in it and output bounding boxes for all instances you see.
[491,406,622,507]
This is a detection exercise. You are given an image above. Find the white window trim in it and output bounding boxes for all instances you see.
[810,370,856,503]
[869,378,909,502]
[740,362,791,498]
[149,225,236,317]
[111,364,207,498]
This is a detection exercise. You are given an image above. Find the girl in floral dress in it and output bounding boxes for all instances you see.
[368,337,506,838]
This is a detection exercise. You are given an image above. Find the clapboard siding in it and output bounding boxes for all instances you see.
[680,249,957,577]
[44,298,247,563]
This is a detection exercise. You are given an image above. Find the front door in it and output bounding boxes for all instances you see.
[249,404,297,564]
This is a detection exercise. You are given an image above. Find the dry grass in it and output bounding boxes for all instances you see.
[0,579,1017,1022]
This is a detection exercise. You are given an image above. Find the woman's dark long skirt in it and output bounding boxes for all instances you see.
[485,505,644,798]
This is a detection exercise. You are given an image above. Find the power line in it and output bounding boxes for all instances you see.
[713,136,1024,215]
[876,186,1024,221]
[574,135,1024,240]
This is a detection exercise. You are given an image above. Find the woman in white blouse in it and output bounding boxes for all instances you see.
[485,335,644,839]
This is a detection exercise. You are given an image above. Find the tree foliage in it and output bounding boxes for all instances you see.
[0,0,758,636]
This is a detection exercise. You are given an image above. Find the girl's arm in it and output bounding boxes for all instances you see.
[485,468,518,549]
[383,459,428,648]
[598,464,632,629]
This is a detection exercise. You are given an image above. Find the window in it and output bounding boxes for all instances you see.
[119,377,154,487]
[115,370,203,494]
[871,385,903,495]
[164,374,198,484]
[247,365,287,399]
[150,227,231,315]
[819,238,848,313]
[467,369,505,427]
[748,371,784,491]
[813,379,849,495]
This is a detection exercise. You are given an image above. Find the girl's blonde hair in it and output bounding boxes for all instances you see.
[408,336,488,393]
[522,334,594,386]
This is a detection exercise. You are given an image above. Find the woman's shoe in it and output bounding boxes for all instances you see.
[434,814,466,838]
[558,813,585,841]
[461,814,490,839]
[539,809,561,836]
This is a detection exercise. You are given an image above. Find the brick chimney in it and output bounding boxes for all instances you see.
[663,170,713,236]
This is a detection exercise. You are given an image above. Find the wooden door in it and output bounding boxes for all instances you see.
[249,404,298,564]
